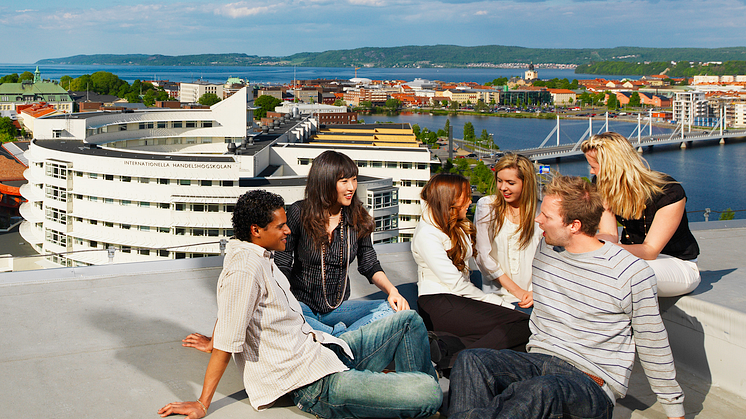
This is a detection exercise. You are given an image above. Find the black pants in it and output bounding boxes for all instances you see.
[418,293,531,354]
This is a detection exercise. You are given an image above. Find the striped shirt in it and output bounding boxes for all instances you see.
[212,239,350,410]
[529,240,685,418]
[275,200,383,313]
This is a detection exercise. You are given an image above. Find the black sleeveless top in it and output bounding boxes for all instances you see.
[615,177,699,261]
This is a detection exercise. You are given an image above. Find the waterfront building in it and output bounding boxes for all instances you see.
[548,89,576,106]
[524,63,538,81]
[179,80,223,103]
[0,67,73,113]
[18,87,430,268]
[673,91,708,125]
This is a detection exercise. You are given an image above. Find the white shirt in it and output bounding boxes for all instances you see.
[212,239,351,410]
[474,195,543,303]
[411,202,512,308]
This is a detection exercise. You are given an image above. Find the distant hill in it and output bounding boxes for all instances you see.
[577,60,746,77]
[36,46,746,68]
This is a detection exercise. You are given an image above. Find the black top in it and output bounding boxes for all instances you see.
[615,177,699,261]
[275,200,383,314]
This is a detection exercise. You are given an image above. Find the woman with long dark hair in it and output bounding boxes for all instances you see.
[411,173,530,366]
[275,150,408,336]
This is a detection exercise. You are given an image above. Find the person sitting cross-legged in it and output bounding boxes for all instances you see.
[448,175,685,419]
[158,189,442,419]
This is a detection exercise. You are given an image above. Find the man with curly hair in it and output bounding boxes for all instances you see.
[159,190,441,419]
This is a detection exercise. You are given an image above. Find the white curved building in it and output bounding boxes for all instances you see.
[19,87,432,268]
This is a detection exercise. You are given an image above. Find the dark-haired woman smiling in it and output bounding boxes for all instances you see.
[275,151,408,336]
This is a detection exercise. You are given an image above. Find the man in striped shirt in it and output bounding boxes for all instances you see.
[448,176,684,419]
[159,190,441,419]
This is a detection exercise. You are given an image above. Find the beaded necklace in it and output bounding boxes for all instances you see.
[320,212,350,310]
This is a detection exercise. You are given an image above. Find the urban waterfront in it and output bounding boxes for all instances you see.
[0,64,637,85]
[2,63,744,219]
[370,113,746,220]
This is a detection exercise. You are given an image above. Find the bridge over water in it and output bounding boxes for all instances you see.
[511,112,746,161]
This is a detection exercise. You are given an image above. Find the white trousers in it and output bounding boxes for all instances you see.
[646,254,701,297]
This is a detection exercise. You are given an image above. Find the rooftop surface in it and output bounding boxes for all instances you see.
[2,221,746,418]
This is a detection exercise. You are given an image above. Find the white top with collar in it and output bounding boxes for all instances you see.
[411,202,512,308]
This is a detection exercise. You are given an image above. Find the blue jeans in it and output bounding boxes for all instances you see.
[301,299,395,337]
[449,349,613,419]
[292,310,442,418]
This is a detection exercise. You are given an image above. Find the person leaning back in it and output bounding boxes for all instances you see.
[158,189,442,419]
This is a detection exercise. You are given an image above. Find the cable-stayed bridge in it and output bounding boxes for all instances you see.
[511,112,746,161]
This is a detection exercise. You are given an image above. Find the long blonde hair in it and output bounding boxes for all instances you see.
[489,154,537,249]
[421,173,475,272]
[580,132,670,219]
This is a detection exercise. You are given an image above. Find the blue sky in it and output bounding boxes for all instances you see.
[2,0,745,64]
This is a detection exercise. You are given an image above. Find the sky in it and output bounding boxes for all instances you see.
[2,0,746,64]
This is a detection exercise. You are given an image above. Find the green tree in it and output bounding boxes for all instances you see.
[444,119,451,137]
[628,92,641,108]
[441,100,448,107]
[0,117,18,142]
[475,99,489,112]
[463,122,475,142]
[359,100,373,109]
[385,98,401,111]
[720,208,736,221]
[0,73,19,84]
[333,99,346,106]
[479,129,490,144]
[59,75,74,90]
[606,92,618,110]
[19,71,34,82]
[412,124,421,138]
[199,93,222,106]
[450,100,459,111]
[254,95,282,119]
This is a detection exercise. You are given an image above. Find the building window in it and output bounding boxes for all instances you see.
[139,202,150,207]
[222,180,234,187]
[401,162,412,169]
[139,226,150,231]
[179,179,191,186]
[45,207,67,224]
[45,228,67,246]
[121,176,131,182]
[158,203,169,209]
[104,198,114,204]
[159,249,169,257]
[368,190,398,209]
[158,178,169,185]
[157,121,167,129]
[104,222,114,227]
[173,121,182,128]
[90,240,97,248]
[89,173,98,179]
[298,158,312,166]
[45,162,68,179]
[207,204,219,212]
[374,214,398,232]
[193,204,204,212]
[119,124,127,131]
[121,200,131,206]
[158,227,170,233]
[186,121,196,128]
[104,174,114,181]
[121,224,131,230]
[200,180,212,187]
[203,121,213,128]
[45,185,68,202]
[175,203,186,211]
[138,249,150,255]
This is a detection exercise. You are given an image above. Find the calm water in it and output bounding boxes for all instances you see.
[371,113,746,220]
[0,64,636,85]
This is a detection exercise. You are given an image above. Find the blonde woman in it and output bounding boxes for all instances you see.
[412,173,530,363]
[581,132,700,297]
[474,154,543,309]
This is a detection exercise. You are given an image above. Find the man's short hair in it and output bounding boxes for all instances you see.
[543,175,604,236]
[232,190,285,242]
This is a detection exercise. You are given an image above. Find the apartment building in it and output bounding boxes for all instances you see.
[179,80,224,103]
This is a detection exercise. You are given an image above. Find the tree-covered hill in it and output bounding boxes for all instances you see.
[36,46,746,68]
[577,60,746,77]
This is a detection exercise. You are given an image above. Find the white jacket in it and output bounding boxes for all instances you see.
[411,203,512,308]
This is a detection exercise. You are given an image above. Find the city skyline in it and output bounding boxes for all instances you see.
[2,0,746,65]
